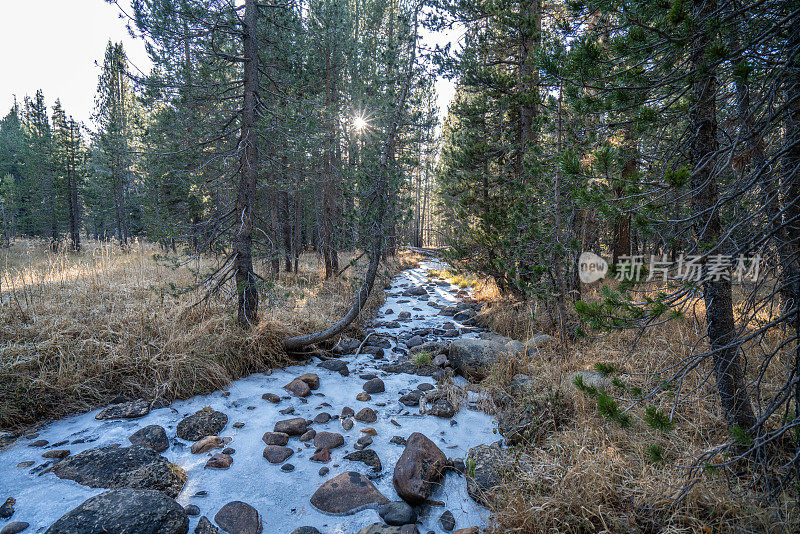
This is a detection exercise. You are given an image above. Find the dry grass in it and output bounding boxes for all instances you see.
[0,238,420,430]
[470,277,798,533]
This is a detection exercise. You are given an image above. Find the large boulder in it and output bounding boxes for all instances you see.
[45,489,188,534]
[310,471,389,515]
[51,446,186,498]
[176,408,227,441]
[392,433,448,504]
[465,444,512,506]
[448,339,507,381]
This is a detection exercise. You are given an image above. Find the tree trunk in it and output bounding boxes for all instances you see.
[690,0,756,430]
[233,0,260,326]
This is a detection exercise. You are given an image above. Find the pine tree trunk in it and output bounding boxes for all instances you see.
[690,0,756,430]
[234,0,260,326]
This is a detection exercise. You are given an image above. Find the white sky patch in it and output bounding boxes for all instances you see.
[0,0,150,127]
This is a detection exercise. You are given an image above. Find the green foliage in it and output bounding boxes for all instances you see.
[646,444,665,464]
[596,393,632,427]
[644,407,673,432]
[593,362,617,377]
[412,350,432,367]
[730,424,753,447]
[573,374,598,396]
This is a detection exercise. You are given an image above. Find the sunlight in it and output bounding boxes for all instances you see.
[353,115,367,131]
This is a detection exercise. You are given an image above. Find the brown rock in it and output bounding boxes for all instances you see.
[313,432,344,450]
[191,436,223,454]
[310,471,389,515]
[297,373,320,390]
[214,501,262,534]
[284,378,311,397]
[355,408,377,423]
[205,453,233,469]
[392,432,448,504]
[310,448,331,463]
[356,392,371,402]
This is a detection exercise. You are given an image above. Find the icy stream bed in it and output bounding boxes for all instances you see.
[0,260,496,533]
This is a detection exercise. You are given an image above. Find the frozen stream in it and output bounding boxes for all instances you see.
[0,260,496,533]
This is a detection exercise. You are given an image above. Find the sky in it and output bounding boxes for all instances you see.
[0,0,151,126]
[0,0,458,129]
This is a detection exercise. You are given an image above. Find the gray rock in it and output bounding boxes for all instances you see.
[399,390,423,407]
[453,309,476,321]
[313,412,332,424]
[356,524,419,534]
[313,432,344,450]
[379,501,417,526]
[194,516,219,534]
[406,336,424,348]
[0,498,14,519]
[44,489,188,534]
[176,408,228,442]
[0,522,29,534]
[184,505,200,516]
[440,510,455,531]
[310,471,389,515]
[448,339,508,381]
[421,390,458,418]
[129,425,169,453]
[273,418,307,436]
[403,286,427,297]
[465,444,512,506]
[51,446,186,497]
[432,353,449,366]
[262,445,293,463]
[363,378,386,394]
[331,336,361,355]
[261,432,290,446]
[291,528,322,534]
[96,400,150,420]
[214,501,262,534]
[318,359,349,376]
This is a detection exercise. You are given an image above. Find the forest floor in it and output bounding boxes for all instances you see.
[0,239,421,430]
[454,271,799,533]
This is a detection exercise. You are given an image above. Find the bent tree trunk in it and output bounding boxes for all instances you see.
[234,0,259,326]
[690,0,756,430]
[283,3,420,351]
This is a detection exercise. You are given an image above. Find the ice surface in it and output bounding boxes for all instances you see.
[0,261,496,533]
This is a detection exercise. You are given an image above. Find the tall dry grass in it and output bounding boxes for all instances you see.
[469,276,797,533]
[0,238,419,430]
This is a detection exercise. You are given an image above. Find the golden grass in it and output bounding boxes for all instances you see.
[470,276,798,533]
[0,238,420,430]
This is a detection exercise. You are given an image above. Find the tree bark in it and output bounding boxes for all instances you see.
[233,0,260,326]
[690,0,756,430]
